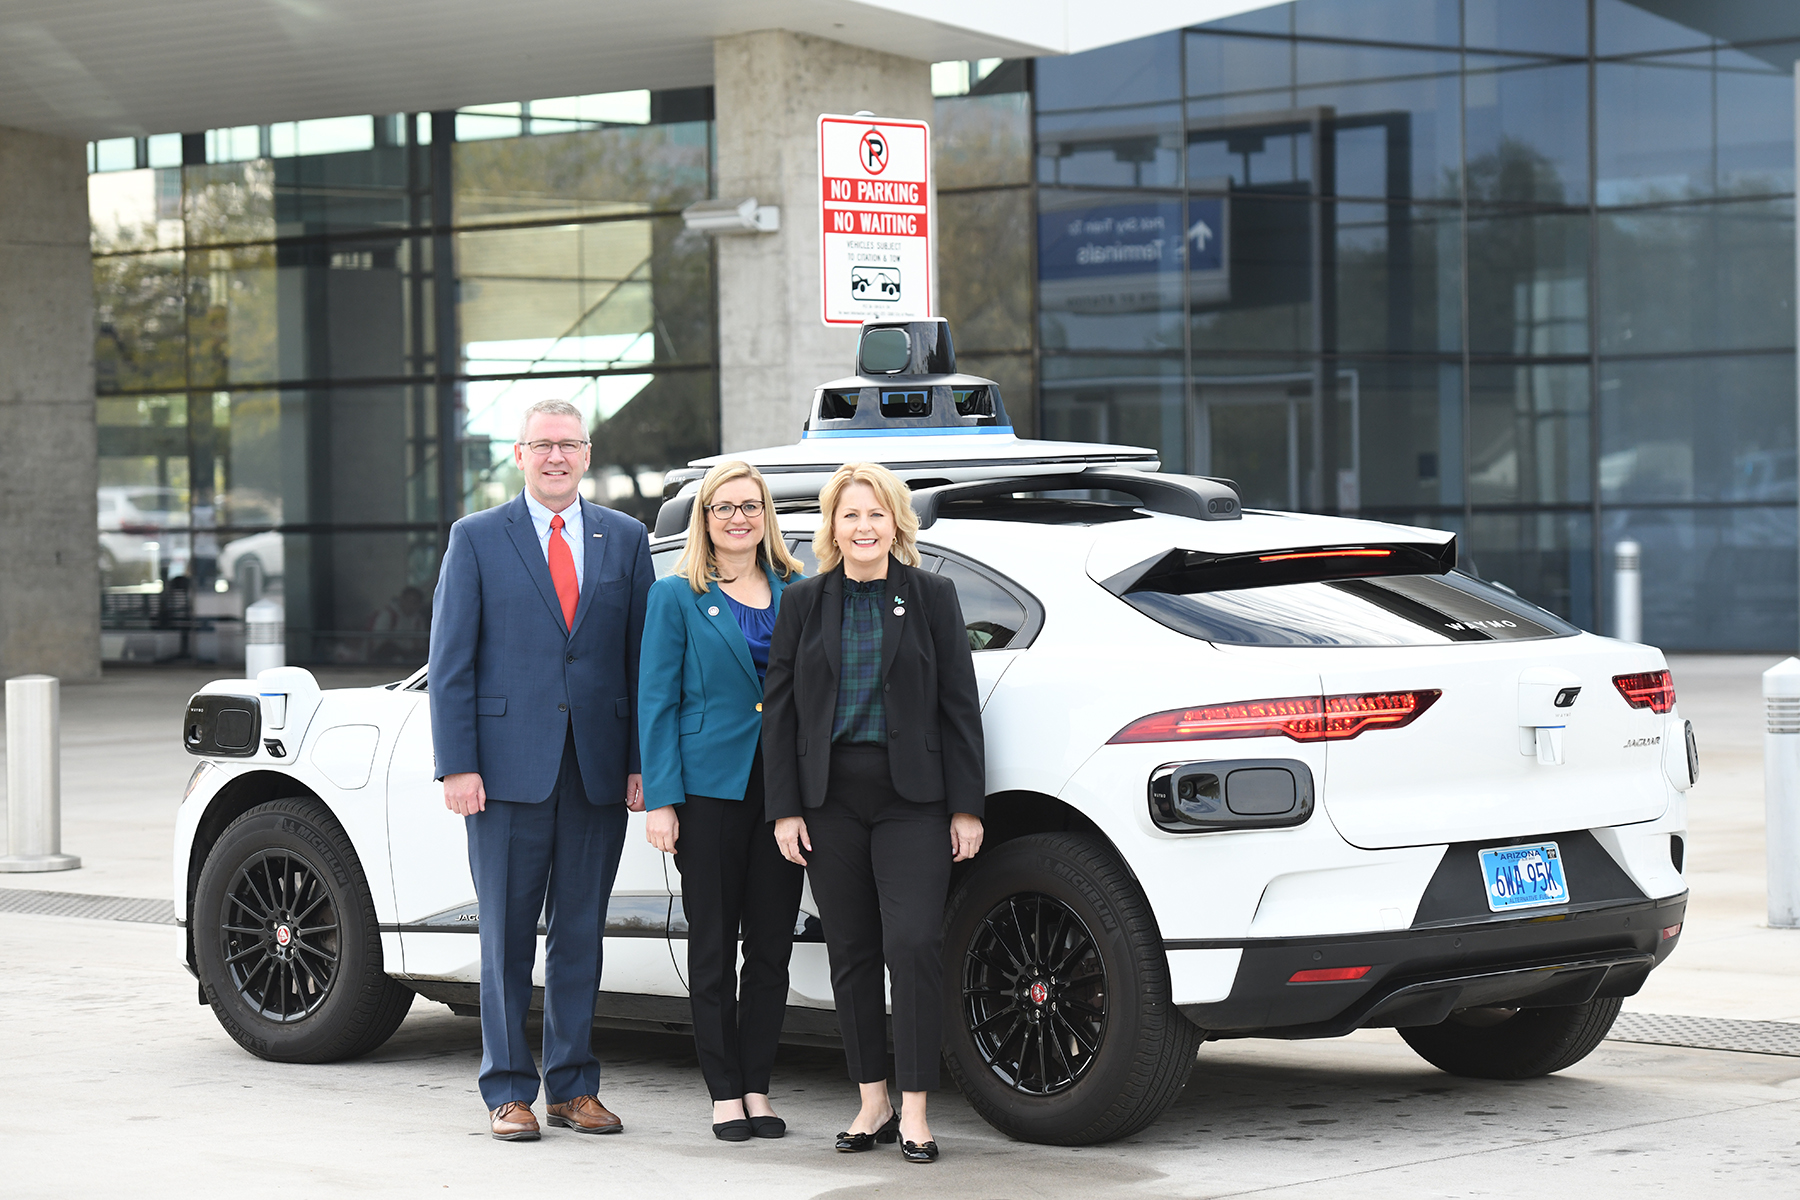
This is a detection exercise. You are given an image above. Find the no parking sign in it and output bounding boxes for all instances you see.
[818,114,933,326]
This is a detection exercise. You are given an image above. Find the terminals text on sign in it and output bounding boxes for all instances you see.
[818,114,933,326]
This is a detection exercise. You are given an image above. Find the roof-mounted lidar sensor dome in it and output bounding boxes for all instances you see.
[807,318,1011,436]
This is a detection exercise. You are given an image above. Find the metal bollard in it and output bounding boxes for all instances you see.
[0,675,80,873]
[1614,540,1642,643]
[244,597,286,677]
[1763,658,1800,927]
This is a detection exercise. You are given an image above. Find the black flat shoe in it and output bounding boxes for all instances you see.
[747,1115,786,1139]
[713,1118,753,1142]
[834,1112,899,1152]
[900,1138,939,1163]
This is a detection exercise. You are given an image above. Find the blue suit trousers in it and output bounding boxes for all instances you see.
[465,727,627,1109]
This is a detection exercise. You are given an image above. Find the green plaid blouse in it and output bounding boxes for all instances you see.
[832,576,888,744]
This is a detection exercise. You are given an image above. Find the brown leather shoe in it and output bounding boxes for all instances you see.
[489,1101,540,1141]
[546,1095,624,1134]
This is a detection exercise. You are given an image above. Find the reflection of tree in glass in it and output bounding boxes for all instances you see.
[454,125,710,223]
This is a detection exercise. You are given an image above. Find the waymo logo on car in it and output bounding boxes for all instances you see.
[1444,619,1519,630]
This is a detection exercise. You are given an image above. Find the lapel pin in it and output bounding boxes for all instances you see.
[593,532,602,537]
[893,606,905,617]
[708,606,720,616]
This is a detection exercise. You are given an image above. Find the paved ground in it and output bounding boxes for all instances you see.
[2,658,1799,1196]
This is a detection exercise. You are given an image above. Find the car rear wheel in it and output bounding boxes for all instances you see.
[193,797,413,1062]
[1399,996,1624,1079]
[942,833,1200,1145]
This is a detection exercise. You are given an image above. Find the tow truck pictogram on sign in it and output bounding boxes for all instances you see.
[850,266,900,300]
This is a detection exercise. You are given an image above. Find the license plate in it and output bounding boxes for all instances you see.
[1479,841,1569,912]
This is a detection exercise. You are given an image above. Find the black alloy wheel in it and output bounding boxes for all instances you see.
[194,797,413,1062]
[963,893,1108,1096]
[943,834,1200,1145]
[220,849,342,1022]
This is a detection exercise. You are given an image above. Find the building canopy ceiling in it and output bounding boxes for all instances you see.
[0,0,1282,141]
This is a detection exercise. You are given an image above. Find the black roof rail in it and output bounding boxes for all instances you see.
[911,472,1241,529]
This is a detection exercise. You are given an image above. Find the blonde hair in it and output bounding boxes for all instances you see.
[814,462,920,574]
[678,461,803,593]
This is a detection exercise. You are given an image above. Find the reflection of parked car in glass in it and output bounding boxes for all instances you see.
[97,486,190,584]
[218,530,284,598]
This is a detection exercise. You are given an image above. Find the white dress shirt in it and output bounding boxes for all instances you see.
[522,489,585,591]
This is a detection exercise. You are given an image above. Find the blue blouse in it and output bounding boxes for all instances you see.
[724,591,777,679]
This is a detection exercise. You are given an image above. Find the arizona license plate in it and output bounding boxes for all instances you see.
[1479,841,1569,912]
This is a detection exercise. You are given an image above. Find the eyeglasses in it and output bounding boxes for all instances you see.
[521,439,590,456]
[705,500,765,520]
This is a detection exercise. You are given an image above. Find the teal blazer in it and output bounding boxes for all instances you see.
[637,563,794,810]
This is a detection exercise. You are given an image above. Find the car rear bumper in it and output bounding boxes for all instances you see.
[1175,891,1686,1038]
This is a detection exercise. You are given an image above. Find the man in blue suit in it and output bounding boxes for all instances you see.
[429,398,653,1141]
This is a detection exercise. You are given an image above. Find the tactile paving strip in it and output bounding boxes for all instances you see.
[1609,1011,1800,1058]
[0,888,176,925]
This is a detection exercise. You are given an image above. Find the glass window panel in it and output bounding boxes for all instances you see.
[1037,190,1185,353]
[95,250,187,393]
[183,160,276,245]
[1190,192,1313,355]
[452,123,710,223]
[939,189,1032,353]
[1466,209,1589,356]
[1035,31,1180,111]
[1601,507,1794,649]
[1465,511,1593,630]
[936,560,1028,650]
[1464,60,1589,206]
[273,145,415,237]
[1036,104,1182,188]
[1202,4,1292,35]
[955,352,1036,438]
[1599,355,1795,504]
[89,168,182,253]
[1192,362,1316,509]
[1187,113,1313,191]
[1598,200,1794,354]
[1295,43,1460,89]
[1469,363,1590,506]
[146,133,181,169]
[1308,74,1463,202]
[1339,359,1464,510]
[1596,0,1716,57]
[267,237,422,382]
[1185,32,1293,98]
[1041,356,1186,470]
[93,136,136,172]
[185,244,279,388]
[1596,57,1716,204]
[1717,51,1797,196]
[1464,0,1588,56]
[273,530,441,666]
[1293,0,1458,46]
[1335,202,1462,353]
[935,92,1031,188]
[98,395,190,590]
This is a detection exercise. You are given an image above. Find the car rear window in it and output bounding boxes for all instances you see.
[1124,572,1579,647]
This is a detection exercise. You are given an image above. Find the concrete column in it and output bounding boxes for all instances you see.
[713,30,933,452]
[0,125,100,682]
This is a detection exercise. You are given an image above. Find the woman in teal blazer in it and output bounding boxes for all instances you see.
[637,460,804,1142]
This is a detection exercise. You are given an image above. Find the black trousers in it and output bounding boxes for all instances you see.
[673,747,804,1100]
[806,744,952,1093]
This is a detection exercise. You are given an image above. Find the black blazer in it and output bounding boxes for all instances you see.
[762,556,985,820]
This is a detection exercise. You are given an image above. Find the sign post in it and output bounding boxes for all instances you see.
[818,113,933,326]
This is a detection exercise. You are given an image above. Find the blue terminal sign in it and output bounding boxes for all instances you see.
[1038,197,1228,313]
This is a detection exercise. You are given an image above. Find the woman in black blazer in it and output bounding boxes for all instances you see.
[762,462,985,1164]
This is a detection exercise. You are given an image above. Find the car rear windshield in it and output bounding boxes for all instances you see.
[1124,572,1580,647]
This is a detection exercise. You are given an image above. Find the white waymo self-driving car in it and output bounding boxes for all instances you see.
[175,320,1694,1146]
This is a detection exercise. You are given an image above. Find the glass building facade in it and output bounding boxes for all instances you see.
[1032,0,1799,649]
[84,0,1800,662]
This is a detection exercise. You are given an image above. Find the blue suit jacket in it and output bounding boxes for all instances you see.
[428,491,653,804]
[637,564,793,810]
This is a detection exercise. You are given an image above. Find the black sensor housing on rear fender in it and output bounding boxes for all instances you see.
[183,693,262,758]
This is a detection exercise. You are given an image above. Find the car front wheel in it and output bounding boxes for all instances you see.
[1399,996,1624,1079]
[193,797,413,1062]
[942,833,1201,1145]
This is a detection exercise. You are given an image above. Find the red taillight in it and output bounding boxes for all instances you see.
[1661,923,1682,941]
[1257,548,1392,563]
[1108,690,1440,745]
[1288,966,1372,983]
[1613,670,1675,714]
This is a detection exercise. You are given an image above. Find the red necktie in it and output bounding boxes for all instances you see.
[548,514,578,630]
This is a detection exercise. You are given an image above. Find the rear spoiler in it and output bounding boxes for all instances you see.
[912,471,1241,530]
[1101,538,1458,597]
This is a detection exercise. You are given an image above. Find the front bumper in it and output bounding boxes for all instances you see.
[1176,891,1685,1038]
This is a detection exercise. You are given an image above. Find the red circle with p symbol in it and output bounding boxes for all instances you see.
[859,129,889,175]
